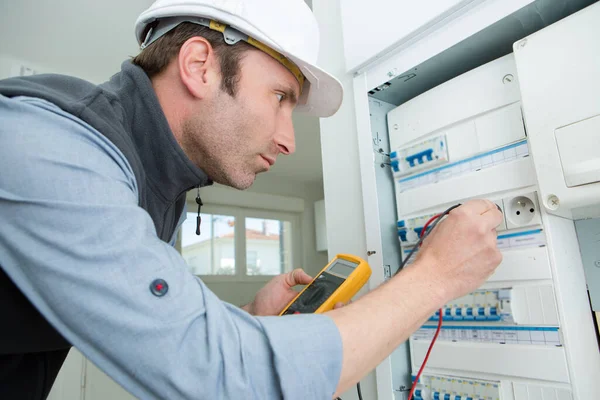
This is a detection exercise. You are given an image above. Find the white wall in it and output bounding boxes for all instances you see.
[313,1,378,399]
[0,0,149,83]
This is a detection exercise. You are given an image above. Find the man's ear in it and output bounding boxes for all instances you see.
[177,37,219,99]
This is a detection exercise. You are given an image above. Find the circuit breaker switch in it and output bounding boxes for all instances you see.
[391,134,449,177]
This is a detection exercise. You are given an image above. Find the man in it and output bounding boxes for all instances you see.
[0,0,503,399]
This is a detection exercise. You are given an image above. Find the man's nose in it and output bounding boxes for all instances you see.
[276,115,296,155]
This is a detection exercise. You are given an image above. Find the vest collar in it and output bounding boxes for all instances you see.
[102,61,213,203]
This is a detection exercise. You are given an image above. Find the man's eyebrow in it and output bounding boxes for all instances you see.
[283,84,299,105]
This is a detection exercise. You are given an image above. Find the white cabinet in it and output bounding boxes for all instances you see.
[512,2,600,219]
[317,1,600,399]
[339,0,535,76]
[83,359,138,400]
[47,348,84,400]
[48,348,138,400]
[314,199,328,252]
[339,0,472,72]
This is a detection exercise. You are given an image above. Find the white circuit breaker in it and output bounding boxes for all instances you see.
[378,6,600,397]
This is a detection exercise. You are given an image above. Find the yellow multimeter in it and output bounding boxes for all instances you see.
[279,254,372,316]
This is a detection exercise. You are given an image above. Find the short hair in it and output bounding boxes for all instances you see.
[132,22,252,96]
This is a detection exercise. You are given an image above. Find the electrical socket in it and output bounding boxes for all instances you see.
[503,192,542,229]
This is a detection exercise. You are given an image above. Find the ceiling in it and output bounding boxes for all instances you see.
[0,0,324,185]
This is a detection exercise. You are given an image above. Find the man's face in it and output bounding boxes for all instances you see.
[181,49,300,190]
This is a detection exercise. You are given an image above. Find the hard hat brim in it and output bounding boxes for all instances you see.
[285,52,343,118]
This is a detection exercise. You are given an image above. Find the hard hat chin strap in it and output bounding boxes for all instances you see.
[140,16,305,92]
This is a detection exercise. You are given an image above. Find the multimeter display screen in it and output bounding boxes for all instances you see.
[327,259,358,277]
[281,271,345,314]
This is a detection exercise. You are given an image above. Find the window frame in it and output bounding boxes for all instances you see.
[179,202,302,283]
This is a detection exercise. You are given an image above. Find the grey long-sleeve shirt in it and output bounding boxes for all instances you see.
[0,94,343,399]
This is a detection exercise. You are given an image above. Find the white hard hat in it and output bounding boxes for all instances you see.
[134,0,343,118]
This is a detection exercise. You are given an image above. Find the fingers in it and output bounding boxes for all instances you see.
[453,199,496,216]
[334,300,352,309]
[482,205,504,230]
[286,268,313,287]
[452,199,503,231]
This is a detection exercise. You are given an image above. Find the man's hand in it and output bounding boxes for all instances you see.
[242,268,314,316]
[412,198,504,305]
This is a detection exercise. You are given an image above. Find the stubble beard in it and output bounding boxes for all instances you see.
[180,117,256,191]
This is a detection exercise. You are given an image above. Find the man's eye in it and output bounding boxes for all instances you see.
[276,93,285,102]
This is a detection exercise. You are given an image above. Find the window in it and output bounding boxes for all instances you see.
[179,204,299,280]
[245,218,293,276]
[181,212,236,276]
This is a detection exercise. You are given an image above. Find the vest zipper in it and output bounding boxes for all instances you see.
[195,186,203,235]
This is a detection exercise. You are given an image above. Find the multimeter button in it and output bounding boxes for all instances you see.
[306,286,325,304]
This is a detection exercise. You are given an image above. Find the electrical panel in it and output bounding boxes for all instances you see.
[513,2,600,220]
[373,42,600,399]
[411,372,574,400]
[412,373,501,400]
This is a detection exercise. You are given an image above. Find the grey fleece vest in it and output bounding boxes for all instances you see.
[0,61,212,354]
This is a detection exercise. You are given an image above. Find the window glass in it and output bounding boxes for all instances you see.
[181,212,235,275]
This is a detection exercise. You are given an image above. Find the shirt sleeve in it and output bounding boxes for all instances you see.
[0,95,343,400]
